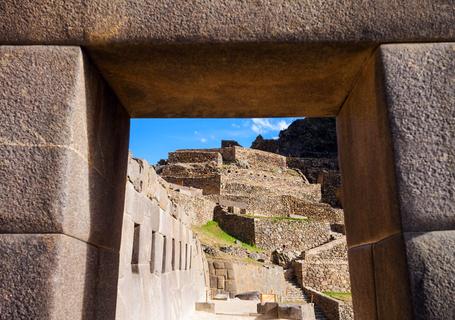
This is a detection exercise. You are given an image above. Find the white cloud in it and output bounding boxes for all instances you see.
[251,118,290,134]
[200,137,207,143]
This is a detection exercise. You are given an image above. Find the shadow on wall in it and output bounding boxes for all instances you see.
[82,50,130,320]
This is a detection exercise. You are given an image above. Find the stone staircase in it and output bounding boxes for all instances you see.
[283,278,327,320]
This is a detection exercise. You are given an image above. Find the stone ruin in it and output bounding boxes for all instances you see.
[157,138,352,319]
[1,2,454,320]
[117,155,207,319]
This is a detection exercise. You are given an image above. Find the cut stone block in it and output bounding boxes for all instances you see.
[0,234,109,320]
[337,50,402,247]
[257,302,278,316]
[217,276,225,289]
[227,269,235,279]
[339,43,455,247]
[379,43,455,233]
[373,235,413,319]
[215,268,227,277]
[347,244,377,320]
[405,231,455,319]
[3,1,453,117]
[0,46,129,250]
[195,302,215,313]
[210,276,218,289]
[225,280,237,293]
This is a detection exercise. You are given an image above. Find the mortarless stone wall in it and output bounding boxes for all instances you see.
[207,258,287,299]
[254,218,331,252]
[116,156,207,320]
[287,157,339,184]
[214,208,331,252]
[302,287,353,320]
[167,183,217,226]
[213,206,256,244]
[294,237,350,292]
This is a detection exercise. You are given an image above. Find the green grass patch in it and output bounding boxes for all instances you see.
[193,221,262,253]
[323,291,352,302]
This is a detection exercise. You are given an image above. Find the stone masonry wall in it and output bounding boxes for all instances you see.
[302,287,353,320]
[164,175,221,195]
[213,207,256,244]
[220,146,287,169]
[169,150,222,165]
[318,170,342,208]
[254,218,331,252]
[294,237,350,293]
[116,156,207,320]
[287,157,339,184]
[168,183,216,225]
[207,258,287,299]
[214,208,330,251]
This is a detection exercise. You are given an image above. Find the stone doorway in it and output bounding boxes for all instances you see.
[1,38,453,320]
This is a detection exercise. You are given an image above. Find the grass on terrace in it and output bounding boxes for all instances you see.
[323,291,352,302]
[193,221,262,253]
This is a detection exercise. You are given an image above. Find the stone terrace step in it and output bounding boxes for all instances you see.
[284,278,328,320]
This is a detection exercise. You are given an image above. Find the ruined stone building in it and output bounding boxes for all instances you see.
[157,139,352,319]
[1,1,454,320]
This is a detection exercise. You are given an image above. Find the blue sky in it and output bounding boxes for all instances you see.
[129,118,301,164]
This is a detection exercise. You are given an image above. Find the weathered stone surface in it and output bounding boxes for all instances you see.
[235,291,260,301]
[195,302,215,313]
[337,47,402,247]
[0,0,454,45]
[296,237,350,293]
[257,302,278,315]
[0,234,100,320]
[380,43,455,232]
[302,287,352,320]
[2,2,454,117]
[347,244,376,320]
[373,235,413,320]
[118,159,207,320]
[405,231,455,320]
[169,150,222,165]
[217,276,225,289]
[278,304,315,320]
[0,46,129,250]
[2,1,453,45]
[91,43,374,117]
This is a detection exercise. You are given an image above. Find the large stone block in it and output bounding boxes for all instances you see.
[339,43,455,247]
[405,231,455,319]
[337,50,402,247]
[373,235,413,320]
[0,46,129,250]
[2,1,453,45]
[347,244,377,320]
[1,1,454,118]
[0,234,104,320]
[379,43,455,233]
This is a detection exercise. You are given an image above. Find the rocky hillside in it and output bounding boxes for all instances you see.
[251,117,337,158]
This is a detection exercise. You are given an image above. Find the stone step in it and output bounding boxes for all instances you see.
[284,278,328,320]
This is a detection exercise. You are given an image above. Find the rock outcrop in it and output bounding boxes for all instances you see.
[251,118,338,159]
